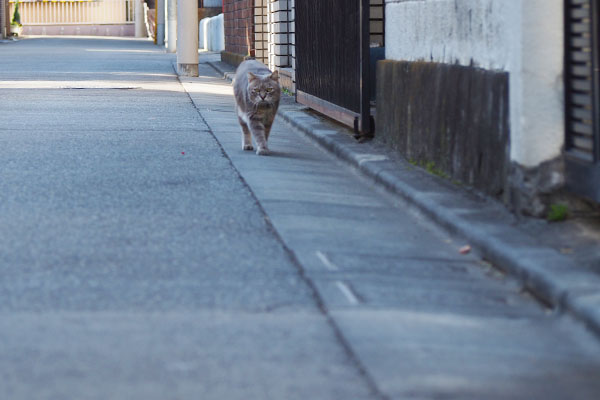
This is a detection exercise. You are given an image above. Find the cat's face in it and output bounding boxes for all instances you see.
[247,71,280,108]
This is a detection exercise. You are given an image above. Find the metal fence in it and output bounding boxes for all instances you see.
[9,0,135,25]
[296,0,360,114]
[564,0,600,201]
[295,0,371,134]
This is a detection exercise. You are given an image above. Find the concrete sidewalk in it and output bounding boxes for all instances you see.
[3,38,600,399]
[205,56,600,338]
[175,53,600,398]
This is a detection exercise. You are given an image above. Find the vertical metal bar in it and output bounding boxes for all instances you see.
[593,0,600,162]
[382,0,385,47]
[359,0,371,134]
[564,0,574,151]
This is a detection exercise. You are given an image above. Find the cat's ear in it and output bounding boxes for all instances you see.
[247,72,258,82]
[270,70,279,81]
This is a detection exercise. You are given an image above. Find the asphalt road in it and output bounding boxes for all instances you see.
[1,37,599,400]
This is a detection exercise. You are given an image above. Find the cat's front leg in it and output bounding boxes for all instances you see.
[249,119,269,156]
[236,105,253,151]
[238,116,253,151]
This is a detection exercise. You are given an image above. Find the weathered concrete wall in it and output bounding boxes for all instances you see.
[381,0,565,213]
[385,0,564,169]
[386,0,517,70]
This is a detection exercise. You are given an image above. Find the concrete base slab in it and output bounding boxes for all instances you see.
[178,63,198,77]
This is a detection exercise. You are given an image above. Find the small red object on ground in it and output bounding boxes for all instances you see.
[181,152,185,155]
[459,245,471,254]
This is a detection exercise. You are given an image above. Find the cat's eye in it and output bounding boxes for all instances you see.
[266,87,273,93]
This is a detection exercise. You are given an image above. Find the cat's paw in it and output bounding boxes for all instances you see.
[256,147,270,156]
[242,144,254,151]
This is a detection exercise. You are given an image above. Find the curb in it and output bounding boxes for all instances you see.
[204,60,600,338]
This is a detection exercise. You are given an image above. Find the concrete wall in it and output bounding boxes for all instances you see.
[199,17,207,48]
[385,0,564,170]
[22,24,135,36]
[200,13,224,51]
[382,0,565,214]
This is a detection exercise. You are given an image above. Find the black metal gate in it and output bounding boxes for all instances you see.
[295,0,371,133]
[565,0,600,201]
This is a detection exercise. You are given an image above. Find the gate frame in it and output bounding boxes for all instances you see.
[295,0,372,135]
[564,0,600,202]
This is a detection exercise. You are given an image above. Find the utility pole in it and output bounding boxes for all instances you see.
[156,0,165,45]
[166,0,177,53]
[134,0,145,38]
[176,0,198,76]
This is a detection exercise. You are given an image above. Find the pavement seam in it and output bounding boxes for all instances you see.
[205,60,600,340]
[176,67,391,400]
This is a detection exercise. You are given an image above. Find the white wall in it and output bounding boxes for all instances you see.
[267,0,292,71]
[199,14,224,52]
[199,18,208,49]
[385,0,564,168]
[209,13,224,52]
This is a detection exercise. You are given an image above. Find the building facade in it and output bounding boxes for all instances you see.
[220,0,598,216]
[222,0,254,65]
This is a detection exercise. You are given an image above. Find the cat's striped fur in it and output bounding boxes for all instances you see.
[233,60,281,156]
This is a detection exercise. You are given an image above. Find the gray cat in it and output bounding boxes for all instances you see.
[233,60,281,156]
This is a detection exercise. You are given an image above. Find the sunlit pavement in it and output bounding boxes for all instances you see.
[1,37,600,400]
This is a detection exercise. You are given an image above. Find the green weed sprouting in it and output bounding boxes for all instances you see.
[547,204,569,222]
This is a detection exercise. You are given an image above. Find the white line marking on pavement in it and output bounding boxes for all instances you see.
[316,251,339,271]
[356,154,388,166]
[335,281,360,305]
